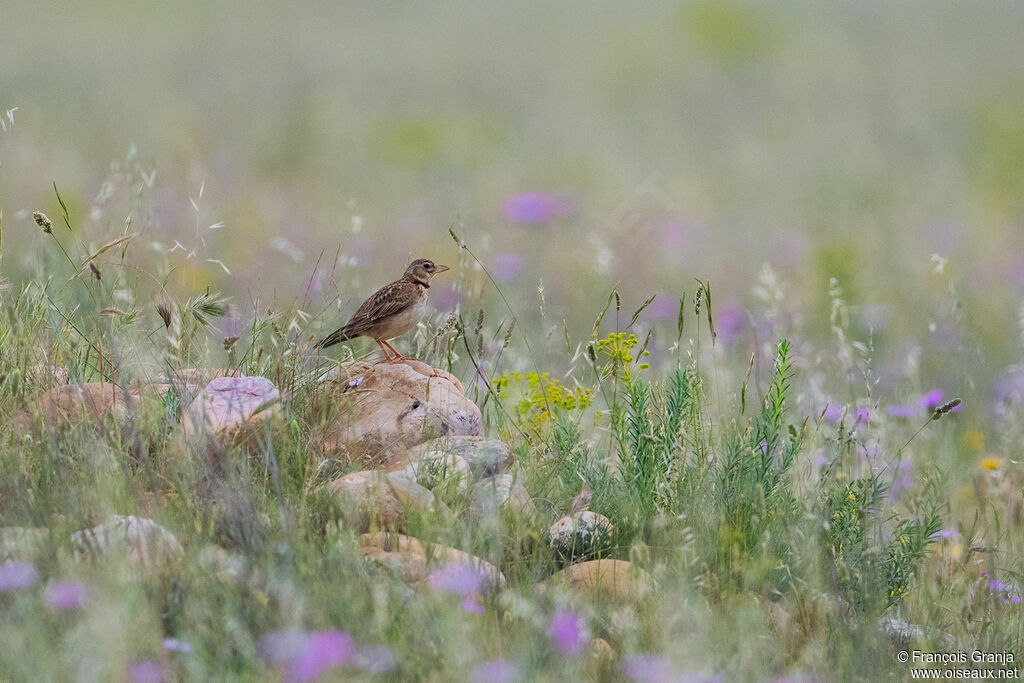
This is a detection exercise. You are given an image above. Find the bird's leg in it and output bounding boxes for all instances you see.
[381,339,414,363]
[374,339,394,364]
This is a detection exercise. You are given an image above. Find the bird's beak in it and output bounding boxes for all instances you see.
[434,265,450,273]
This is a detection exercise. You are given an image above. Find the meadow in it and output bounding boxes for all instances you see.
[1,1,1023,680]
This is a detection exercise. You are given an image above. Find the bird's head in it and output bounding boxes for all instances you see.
[403,258,450,287]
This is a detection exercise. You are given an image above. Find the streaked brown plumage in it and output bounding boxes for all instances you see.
[318,258,450,362]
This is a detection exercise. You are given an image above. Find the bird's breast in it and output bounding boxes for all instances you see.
[377,299,427,340]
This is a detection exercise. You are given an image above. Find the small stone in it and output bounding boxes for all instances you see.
[71,515,183,573]
[325,471,446,532]
[387,436,513,477]
[359,532,505,592]
[397,452,472,492]
[8,382,172,438]
[181,376,281,452]
[586,637,615,672]
[546,560,651,602]
[471,474,536,518]
[548,511,613,557]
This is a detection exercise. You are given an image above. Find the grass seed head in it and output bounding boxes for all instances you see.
[931,398,962,420]
[33,211,53,234]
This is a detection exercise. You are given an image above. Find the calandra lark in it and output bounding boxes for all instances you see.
[318,258,450,362]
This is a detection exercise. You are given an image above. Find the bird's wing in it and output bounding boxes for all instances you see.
[318,280,419,348]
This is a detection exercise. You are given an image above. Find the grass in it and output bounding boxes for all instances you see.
[0,182,1020,681]
[1,4,1023,679]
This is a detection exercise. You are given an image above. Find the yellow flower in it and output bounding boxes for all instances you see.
[847,493,856,500]
[981,456,1001,471]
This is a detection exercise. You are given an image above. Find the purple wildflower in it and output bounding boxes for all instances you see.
[44,581,88,610]
[918,390,943,409]
[429,564,486,597]
[659,221,691,249]
[285,629,355,682]
[0,561,39,592]
[503,193,564,223]
[432,289,460,311]
[714,305,747,347]
[469,660,520,683]
[644,294,680,321]
[854,407,871,426]
[548,609,590,656]
[462,596,486,614]
[491,253,524,282]
[822,403,843,423]
[258,629,355,681]
[128,661,165,683]
[625,654,677,682]
[930,528,958,540]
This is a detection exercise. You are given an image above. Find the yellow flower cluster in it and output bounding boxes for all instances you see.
[493,371,594,433]
[594,332,650,386]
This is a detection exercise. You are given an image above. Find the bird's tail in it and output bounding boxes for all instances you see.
[317,325,357,349]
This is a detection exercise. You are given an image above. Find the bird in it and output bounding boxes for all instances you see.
[317,258,450,363]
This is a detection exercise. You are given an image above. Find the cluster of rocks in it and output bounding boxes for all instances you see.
[4,359,650,616]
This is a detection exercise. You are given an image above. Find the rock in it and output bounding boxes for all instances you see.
[325,470,445,532]
[359,532,505,591]
[471,474,536,518]
[311,361,481,467]
[548,511,613,556]
[397,452,473,492]
[0,527,49,562]
[8,382,171,438]
[71,515,183,573]
[385,436,512,477]
[180,376,281,452]
[545,560,651,602]
[362,548,431,586]
[586,637,616,672]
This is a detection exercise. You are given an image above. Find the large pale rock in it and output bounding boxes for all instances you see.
[311,361,481,467]
[385,436,512,476]
[471,474,536,518]
[325,470,445,532]
[544,560,651,602]
[181,376,280,450]
[548,511,613,556]
[8,382,171,437]
[71,515,183,572]
[359,532,505,591]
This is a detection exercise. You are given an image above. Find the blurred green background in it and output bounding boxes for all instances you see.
[2,0,1024,412]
